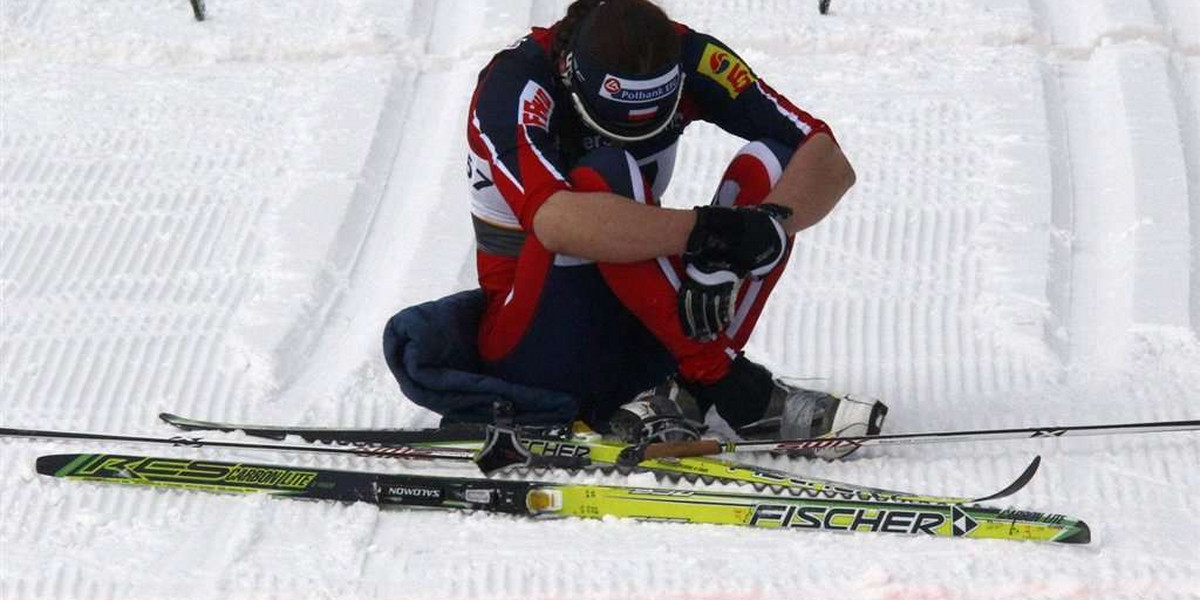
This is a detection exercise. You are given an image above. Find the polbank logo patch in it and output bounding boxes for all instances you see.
[698,43,756,98]
[597,67,681,104]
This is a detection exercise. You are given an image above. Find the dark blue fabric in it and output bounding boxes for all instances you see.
[382,289,577,425]
[484,264,677,426]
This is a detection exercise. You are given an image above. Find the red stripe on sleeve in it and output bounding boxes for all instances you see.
[757,80,836,144]
[513,124,569,231]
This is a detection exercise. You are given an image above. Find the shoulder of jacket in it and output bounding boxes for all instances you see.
[485,30,557,82]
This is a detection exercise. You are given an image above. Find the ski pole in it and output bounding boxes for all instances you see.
[633,418,1200,460]
[0,426,477,462]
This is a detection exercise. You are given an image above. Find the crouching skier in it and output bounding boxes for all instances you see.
[383,0,886,458]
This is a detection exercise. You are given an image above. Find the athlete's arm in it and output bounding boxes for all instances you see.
[681,30,854,235]
[764,132,856,236]
[529,133,854,261]
[532,190,696,262]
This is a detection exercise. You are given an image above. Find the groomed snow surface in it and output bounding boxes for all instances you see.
[2,0,1199,598]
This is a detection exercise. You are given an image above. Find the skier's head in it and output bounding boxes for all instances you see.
[554,0,683,143]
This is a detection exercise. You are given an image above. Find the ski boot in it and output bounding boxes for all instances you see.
[682,354,888,459]
[606,379,705,444]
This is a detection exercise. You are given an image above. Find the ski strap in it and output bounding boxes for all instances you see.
[475,425,590,473]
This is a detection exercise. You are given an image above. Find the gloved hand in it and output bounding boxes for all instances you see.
[678,203,792,340]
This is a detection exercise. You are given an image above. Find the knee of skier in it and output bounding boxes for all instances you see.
[569,147,651,204]
[711,138,795,208]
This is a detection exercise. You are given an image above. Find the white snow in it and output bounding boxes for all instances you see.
[2,0,1199,598]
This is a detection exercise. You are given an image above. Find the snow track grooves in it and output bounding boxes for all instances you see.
[270,0,528,427]
[1,2,415,597]
[1172,53,1200,336]
[745,38,1057,426]
[0,69,291,429]
[1035,0,1198,373]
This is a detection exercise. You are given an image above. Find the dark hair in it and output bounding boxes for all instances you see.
[552,0,680,75]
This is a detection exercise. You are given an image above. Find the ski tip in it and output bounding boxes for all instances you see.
[158,412,219,432]
[969,455,1043,504]
[35,454,82,476]
[1058,520,1091,545]
[34,455,58,475]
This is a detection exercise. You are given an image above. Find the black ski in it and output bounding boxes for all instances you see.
[159,412,489,444]
[0,425,477,462]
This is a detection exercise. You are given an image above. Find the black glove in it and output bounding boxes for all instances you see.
[678,204,792,340]
[678,275,735,342]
